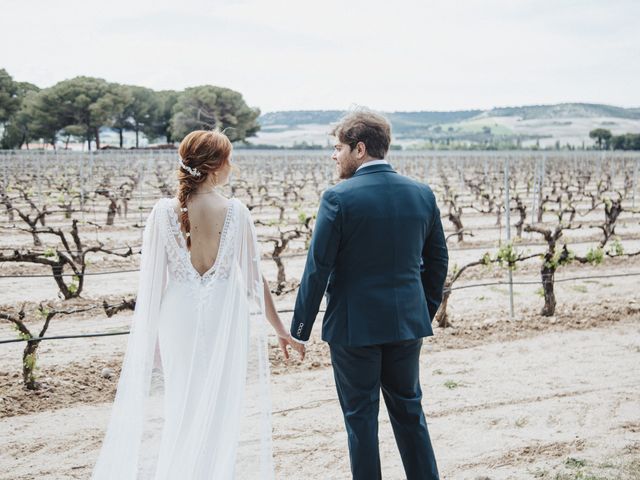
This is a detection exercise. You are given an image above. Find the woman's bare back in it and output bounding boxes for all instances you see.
[172,194,230,276]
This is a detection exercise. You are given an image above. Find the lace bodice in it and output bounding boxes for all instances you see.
[158,197,237,287]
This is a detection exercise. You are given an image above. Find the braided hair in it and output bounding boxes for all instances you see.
[176,130,232,249]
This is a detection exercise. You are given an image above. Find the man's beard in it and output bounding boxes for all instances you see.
[338,158,359,179]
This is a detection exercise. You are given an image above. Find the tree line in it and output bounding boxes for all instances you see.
[589,128,640,151]
[0,69,260,150]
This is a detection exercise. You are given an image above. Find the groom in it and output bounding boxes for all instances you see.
[289,110,449,480]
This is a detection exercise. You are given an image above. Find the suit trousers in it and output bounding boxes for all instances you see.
[329,338,439,480]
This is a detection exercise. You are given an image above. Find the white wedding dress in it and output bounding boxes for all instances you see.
[91,196,274,479]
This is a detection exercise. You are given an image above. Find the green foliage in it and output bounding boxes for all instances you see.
[12,324,31,341]
[24,352,38,380]
[5,76,122,148]
[51,76,129,148]
[0,72,187,148]
[565,457,587,469]
[535,287,545,297]
[496,242,519,270]
[585,246,604,265]
[607,237,624,256]
[129,85,159,136]
[111,85,161,146]
[170,85,260,142]
[0,73,41,148]
[611,133,640,150]
[24,88,63,146]
[481,252,492,266]
[110,85,135,142]
[589,128,612,149]
[68,275,80,295]
[545,245,575,270]
[451,263,459,277]
[561,248,576,266]
[0,68,20,123]
[153,90,180,143]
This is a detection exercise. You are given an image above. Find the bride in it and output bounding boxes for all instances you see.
[91,130,301,479]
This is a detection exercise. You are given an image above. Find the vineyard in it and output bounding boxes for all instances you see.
[1,150,639,479]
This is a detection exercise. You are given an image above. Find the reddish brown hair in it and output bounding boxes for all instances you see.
[177,130,232,248]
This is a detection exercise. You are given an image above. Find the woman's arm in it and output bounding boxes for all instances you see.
[261,274,305,360]
[262,274,288,337]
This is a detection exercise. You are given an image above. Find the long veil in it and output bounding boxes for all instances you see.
[91,199,274,479]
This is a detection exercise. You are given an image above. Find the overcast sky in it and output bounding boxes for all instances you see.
[2,0,639,113]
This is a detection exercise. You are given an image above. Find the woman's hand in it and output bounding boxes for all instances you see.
[276,330,305,361]
[276,331,291,360]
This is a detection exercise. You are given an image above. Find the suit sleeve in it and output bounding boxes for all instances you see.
[290,189,341,342]
[421,194,449,319]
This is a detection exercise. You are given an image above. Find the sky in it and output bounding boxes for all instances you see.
[2,0,639,113]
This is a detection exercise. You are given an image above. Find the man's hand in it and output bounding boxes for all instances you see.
[289,338,306,361]
[276,332,305,361]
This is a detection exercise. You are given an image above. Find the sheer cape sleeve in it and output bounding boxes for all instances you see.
[91,199,168,479]
[234,201,274,478]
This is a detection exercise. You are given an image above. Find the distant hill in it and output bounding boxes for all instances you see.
[485,103,640,120]
[260,109,482,129]
[254,103,640,149]
[259,110,344,127]
[386,111,482,136]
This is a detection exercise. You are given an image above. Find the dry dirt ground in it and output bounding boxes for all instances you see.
[1,289,639,479]
[1,198,640,479]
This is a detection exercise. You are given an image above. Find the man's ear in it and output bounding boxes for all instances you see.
[356,141,367,159]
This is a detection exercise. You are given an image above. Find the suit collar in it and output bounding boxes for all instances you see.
[355,159,389,172]
[351,163,395,178]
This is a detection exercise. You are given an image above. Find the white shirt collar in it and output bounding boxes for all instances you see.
[355,159,389,172]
